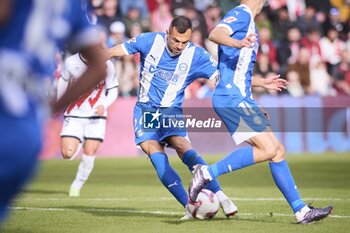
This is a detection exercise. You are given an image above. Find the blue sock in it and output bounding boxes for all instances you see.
[182,149,221,193]
[269,160,306,213]
[208,147,255,178]
[150,152,188,207]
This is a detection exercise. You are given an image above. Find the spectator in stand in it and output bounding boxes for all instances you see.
[91,0,104,16]
[147,0,172,14]
[301,27,323,62]
[123,6,150,38]
[296,5,322,36]
[268,0,287,11]
[286,71,304,97]
[150,0,173,32]
[305,0,332,14]
[193,0,216,12]
[320,26,346,76]
[108,21,127,47]
[204,3,222,34]
[171,0,194,15]
[256,11,272,32]
[258,26,279,72]
[216,0,240,16]
[119,0,150,19]
[277,26,303,75]
[286,0,306,21]
[185,29,206,99]
[97,0,122,33]
[333,50,350,95]
[310,56,335,96]
[253,54,276,97]
[182,4,208,38]
[270,6,294,42]
[255,53,275,78]
[287,47,313,95]
[108,22,137,97]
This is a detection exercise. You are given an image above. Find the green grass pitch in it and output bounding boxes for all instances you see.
[3,153,350,233]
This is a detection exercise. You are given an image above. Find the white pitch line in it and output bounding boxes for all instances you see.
[9,207,350,219]
[15,197,350,202]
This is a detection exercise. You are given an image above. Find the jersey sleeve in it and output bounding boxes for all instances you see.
[194,50,218,80]
[121,33,153,55]
[216,9,250,36]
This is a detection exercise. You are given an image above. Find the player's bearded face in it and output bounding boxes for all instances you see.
[167,27,191,55]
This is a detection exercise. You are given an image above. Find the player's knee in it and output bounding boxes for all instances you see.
[61,148,75,159]
[263,145,278,161]
[83,148,96,156]
[272,143,286,162]
[169,137,190,155]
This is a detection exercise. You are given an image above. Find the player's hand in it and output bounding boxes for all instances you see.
[234,33,256,48]
[94,105,105,116]
[262,75,288,91]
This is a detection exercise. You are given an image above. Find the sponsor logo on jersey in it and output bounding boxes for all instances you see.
[178,63,188,72]
[223,16,237,23]
[128,37,136,43]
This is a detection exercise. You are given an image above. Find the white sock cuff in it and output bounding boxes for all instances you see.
[295,205,310,221]
[82,154,96,162]
[215,190,229,202]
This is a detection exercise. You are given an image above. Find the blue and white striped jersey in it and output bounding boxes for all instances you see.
[122,32,218,108]
[0,0,98,78]
[0,0,99,115]
[214,4,259,99]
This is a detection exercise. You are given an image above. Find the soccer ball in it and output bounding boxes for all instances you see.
[187,189,220,219]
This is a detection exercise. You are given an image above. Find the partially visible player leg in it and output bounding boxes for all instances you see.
[189,127,333,223]
[167,136,238,217]
[189,98,272,202]
[61,137,81,160]
[60,117,84,160]
[140,140,189,208]
[69,139,100,197]
[265,130,333,224]
[0,106,41,224]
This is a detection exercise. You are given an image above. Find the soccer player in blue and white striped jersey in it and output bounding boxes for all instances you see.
[108,16,256,219]
[189,0,333,224]
[0,0,106,225]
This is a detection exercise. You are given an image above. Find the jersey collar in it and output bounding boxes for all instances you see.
[164,34,190,57]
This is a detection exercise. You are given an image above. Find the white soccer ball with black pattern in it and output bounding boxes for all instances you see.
[187,189,220,219]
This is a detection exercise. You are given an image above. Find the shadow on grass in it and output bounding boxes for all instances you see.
[64,205,179,219]
[64,206,290,225]
[164,215,288,225]
[21,189,67,195]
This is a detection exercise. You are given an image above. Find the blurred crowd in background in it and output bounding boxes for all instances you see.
[59,0,350,99]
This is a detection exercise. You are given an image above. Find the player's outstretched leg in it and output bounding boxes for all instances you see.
[182,149,237,217]
[270,160,333,224]
[69,154,95,197]
[267,133,333,224]
[189,147,255,202]
[150,152,188,207]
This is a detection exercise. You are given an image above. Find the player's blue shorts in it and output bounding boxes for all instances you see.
[133,102,187,145]
[0,102,42,222]
[213,94,269,144]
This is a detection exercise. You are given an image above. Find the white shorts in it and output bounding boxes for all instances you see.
[60,117,107,142]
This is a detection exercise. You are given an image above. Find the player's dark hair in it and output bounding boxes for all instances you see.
[169,16,192,33]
